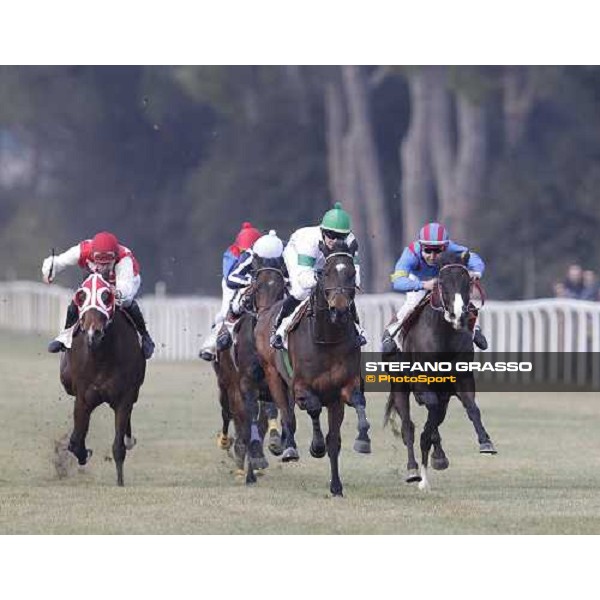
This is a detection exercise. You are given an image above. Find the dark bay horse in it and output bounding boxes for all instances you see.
[256,240,370,496]
[60,274,146,486]
[384,250,495,491]
[212,257,287,476]
[234,256,290,484]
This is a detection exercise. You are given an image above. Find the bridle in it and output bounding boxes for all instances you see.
[432,263,471,326]
[317,251,357,310]
[241,266,288,316]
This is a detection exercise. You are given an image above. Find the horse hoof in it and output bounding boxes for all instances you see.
[479,441,497,454]
[353,438,371,454]
[124,435,137,450]
[250,456,269,470]
[309,442,326,459]
[246,472,257,485]
[405,469,422,483]
[217,433,232,450]
[432,456,450,471]
[267,431,283,456]
[330,487,344,497]
[281,447,299,462]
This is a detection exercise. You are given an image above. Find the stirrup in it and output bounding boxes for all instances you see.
[217,330,233,352]
[199,349,216,361]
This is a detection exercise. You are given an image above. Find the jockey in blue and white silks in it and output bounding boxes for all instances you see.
[214,230,286,352]
[381,222,488,353]
[199,222,262,361]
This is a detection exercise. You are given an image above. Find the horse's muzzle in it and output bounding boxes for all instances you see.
[87,329,105,349]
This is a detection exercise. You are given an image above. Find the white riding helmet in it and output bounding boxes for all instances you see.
[253,230,284,259]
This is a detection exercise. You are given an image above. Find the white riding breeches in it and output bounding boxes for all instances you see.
[216,278,236,323]
[390,289,427,336]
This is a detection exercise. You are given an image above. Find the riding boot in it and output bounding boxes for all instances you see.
[123,300,155,359]
[199,323,219,361]
[48,301,79,353]
[270,295,301,349]
[473,325,488,350]
[217,310,238,352]
[381,321,402,354]
[350,303,367,348]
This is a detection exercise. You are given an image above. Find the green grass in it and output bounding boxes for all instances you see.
[1,329,600,534]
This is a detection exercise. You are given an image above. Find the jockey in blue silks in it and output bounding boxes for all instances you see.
[381,222,488,353]
[199,222,262,361]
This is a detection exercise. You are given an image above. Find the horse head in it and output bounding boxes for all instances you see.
[318,239,356,322]
[436,250,471,330]
[73,273,116,349]
[251,256,288,312]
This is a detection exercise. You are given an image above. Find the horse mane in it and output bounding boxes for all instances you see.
[322,239,352,257]
[436,250,468,268]
[253,255,286,272]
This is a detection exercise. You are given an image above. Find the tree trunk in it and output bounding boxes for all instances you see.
[342,65,392,292]
[452,93,487,242]
[400,67,436,245]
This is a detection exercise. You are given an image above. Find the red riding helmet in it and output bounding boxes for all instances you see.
[418,222,449,246]
[91,231,119,264]
[235,222,262,251]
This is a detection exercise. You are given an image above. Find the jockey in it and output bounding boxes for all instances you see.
[41,231,156,359]
[270,202,367,350]
[381,222,488,353]
[199,222,262,361]
[216,230,286,351]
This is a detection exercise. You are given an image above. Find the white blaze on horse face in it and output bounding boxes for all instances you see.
[335,263,347,274]
[453,293,464,329]
[87,326,95,344]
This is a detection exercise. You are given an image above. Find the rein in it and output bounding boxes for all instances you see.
[242,266,288,317]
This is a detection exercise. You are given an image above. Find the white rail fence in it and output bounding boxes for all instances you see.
[2,281,600,361]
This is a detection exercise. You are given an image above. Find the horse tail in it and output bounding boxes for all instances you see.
[383,392,402,438]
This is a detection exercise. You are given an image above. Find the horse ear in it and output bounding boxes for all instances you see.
[461,251,470,265]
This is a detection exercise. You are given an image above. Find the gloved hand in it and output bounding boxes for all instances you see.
[469,271,482,280]
[114,289,124,306]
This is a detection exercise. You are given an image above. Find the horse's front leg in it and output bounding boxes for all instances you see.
[456,385,497,454]
[344,386,371,454]
[125,415,137,450]
[326,400,345,497]
[242,386,268,485]
[431,395,450,471]
[295,384,325,459]
[68,393,94,465]
[113,400,134,487]
[419,399,445,492]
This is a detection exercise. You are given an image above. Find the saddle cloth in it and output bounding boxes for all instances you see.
[275,297,310,350]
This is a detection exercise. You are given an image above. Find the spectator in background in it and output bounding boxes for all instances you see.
[581,270,599,301]
[553,281,567,298]
[563,264,584,298]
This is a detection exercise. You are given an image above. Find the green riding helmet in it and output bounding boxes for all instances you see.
[320,202,352,234]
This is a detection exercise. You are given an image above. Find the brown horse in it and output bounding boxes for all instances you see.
[212,258,288,475]
[235,256,290,485]
[256,240,370,496]
[60,274,146,486]
[384,250,495,491]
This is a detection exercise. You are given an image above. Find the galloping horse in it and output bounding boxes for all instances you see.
[384,250,495,491]
[60,273,146,486]
[256,239,370,496]
[234,255,290,484]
